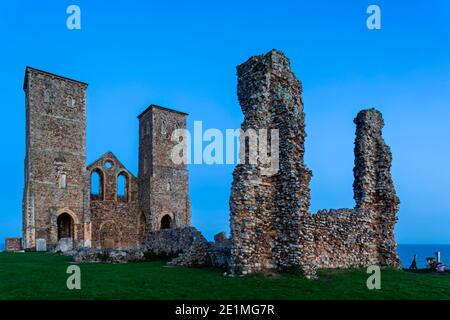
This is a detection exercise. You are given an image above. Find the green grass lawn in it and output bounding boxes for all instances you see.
[0,252,449,300]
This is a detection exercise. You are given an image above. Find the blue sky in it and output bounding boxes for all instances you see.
[0,0,449,247]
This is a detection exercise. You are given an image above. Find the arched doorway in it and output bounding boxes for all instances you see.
[57,213,73,240]
[160,215,172,230]
[90,168,105,200]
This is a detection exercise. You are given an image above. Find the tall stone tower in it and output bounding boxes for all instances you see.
[22,67,90,250]
[138,105,191,231]
[229,49,312,274]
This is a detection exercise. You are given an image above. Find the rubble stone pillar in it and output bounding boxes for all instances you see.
[353,108,401,267]
[230,49,312,274]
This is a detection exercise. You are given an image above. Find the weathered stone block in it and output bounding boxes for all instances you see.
[36,238,47,252]
[55,238,73,252]
[5,238,22,252]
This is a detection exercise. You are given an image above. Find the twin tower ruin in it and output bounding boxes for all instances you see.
[22,67,191,251]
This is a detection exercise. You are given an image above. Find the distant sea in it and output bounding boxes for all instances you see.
[0,241,447,269]
[398,244,450,269]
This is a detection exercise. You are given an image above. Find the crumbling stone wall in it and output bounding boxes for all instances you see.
[87,152,141,250]
[208,232,231,268]
[144,228,231,268]
[230,49,312,275]
[144,227,209,266]
[5,238,22,252]
[352,109,400,266]
[230,49,400,276]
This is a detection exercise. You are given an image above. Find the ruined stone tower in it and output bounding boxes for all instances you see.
[230,49,312,274]
[138,105,191,232]
[22,67,89,250]
[22,67,191,252]
[229,49,400,276]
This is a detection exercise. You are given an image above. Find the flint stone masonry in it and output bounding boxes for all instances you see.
[22,67,88,251]
[230,49,400,277]
[138,106,192,232]
[67,227,230,268]
[143,228,231,268]
[22,67,191,251]
[70,248,144,263]
[209,233,231,268]
[144,227,209,266]
[88,152,141,250]
[20,58,399,277]
[214,232,227,243]
[5,238,22,252]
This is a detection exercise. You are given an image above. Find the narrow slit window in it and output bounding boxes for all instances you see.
[44,90,50,103]
[59,174,67,189]
[67,96,75,108]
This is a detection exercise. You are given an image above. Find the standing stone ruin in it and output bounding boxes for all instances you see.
[229,49,400,276]
[20,52,400,276]
[22,67,191,252]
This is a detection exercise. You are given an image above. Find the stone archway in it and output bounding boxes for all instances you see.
[160,214,172,230]
[56,211,76,252]
[57,213,73,240]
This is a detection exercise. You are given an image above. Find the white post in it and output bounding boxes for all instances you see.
[436,251,441,263]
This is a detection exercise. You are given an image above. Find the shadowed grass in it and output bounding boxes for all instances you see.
[0,252,449,300]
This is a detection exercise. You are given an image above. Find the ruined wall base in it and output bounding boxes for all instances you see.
[302,209,400,276]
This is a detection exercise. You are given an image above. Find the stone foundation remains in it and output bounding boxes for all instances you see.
[144,227,209,266]
[229,49,400,277]
[143,228,231,268]
[5,238,22,252]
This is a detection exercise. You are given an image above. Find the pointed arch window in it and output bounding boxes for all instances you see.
[90,168,105,200]
[117,171,130,202]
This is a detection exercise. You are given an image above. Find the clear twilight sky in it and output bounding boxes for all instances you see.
[0,0,449,247]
